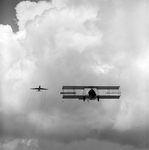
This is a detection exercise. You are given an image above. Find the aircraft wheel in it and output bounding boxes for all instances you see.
[83,97,85,102]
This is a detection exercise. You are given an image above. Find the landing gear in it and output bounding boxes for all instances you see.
[97,97,99,102]
[83,97,85,102]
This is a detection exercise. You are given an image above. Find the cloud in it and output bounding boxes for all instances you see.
[0,138,39,150]
[1,0,149,149]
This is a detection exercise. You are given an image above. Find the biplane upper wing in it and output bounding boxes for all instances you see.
[62,95,120,99]
[62,86,120,90]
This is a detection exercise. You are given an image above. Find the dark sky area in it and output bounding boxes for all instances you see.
[0,0,44,32]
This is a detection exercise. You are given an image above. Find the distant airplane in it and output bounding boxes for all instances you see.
[60,86,121,102]
[30,85,48,91]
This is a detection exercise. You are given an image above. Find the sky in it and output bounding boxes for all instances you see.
[1,0,149,150]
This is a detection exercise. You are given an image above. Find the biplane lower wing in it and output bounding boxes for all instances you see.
[98,95,120,99]
[62,86,120,90]
[62,95,120,99]
[63,95,85,99]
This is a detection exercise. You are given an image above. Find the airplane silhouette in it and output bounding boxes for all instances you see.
[30,85,48,91]
[60,86,120,102]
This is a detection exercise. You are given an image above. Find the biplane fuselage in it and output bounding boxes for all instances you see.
[60,86,121,102]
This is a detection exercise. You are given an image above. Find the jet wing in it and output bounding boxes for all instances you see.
[62,86,120,90]
[40,88,48,90]
[30,88,38,90]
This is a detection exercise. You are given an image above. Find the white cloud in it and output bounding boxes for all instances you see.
[1,0,149,149]
[15,1,53,31]
[0,138,39,150]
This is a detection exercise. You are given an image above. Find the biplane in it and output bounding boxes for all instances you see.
[60,86,121,102]
[30,85,48,91]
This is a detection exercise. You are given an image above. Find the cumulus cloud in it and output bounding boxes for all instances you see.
[1,0,149,149]
[0,138,39,150]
